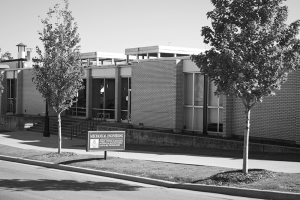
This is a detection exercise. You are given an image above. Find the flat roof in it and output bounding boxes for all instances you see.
[125,45,204,55]
[81,52,127,60]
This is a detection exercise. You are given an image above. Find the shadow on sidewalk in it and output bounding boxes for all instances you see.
[0,131,86,150]
[1,130,300,163]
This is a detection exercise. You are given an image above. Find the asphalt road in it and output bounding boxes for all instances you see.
[0,160,262,200]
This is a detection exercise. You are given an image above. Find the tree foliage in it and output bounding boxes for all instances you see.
[33,0,84,114]
[0,48,14,61]
[32,0,84,153]
[191,0,300,173]
[192,0,300,107]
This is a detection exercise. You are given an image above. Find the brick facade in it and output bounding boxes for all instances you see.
[174,60,184,132]
[131,59,182,131]
[22,69,44,115]
[226,70,300,144]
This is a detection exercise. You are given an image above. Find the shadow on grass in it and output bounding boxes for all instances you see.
[0,179,142,191]
[58,158,105,165]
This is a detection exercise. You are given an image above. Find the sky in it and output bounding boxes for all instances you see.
[1,0,300,59]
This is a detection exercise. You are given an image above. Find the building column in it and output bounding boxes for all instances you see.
[115,66,121,122]
[174,60,184,133]
[86,68,93,118]
[157,53,160,58]
[95,57,99,66]
[16,70,23,114]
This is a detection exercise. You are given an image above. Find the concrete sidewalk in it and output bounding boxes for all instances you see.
[0,130,299,173]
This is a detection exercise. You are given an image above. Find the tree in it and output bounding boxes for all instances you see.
[0,48,14,61]
[32,0,84,153]
[191,0,300,173]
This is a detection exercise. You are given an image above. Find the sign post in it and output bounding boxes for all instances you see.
[86,131,125,159]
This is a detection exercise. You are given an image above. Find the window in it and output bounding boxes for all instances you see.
[92,78,115,120]
[184,73,223,133]
[7,79,16,113]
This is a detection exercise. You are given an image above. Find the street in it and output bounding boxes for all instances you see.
[0,160,262,200]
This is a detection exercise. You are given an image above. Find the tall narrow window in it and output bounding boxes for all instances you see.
[207,81,223,132]
[7,79,16,114]
[91,78,115,120]
[121,77,131,121]
[184,73,204,131]
[183,73,223,133]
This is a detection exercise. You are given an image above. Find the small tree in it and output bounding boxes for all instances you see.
[32,0,84,153]
[191,0,300,173]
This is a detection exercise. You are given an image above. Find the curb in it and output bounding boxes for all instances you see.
[1,155,299,200]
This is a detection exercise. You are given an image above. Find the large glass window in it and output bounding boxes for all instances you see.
[92,78,115,120]
[184,73,223,133]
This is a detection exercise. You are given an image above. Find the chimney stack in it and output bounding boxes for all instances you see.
[16,43,27,59]
[26,48,32,61]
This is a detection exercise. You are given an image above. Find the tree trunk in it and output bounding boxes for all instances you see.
[243,108,251,173]
[58,113,62,154]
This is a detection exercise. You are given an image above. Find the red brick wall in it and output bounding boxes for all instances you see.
[131,59,183,130]
[226,70,299,144]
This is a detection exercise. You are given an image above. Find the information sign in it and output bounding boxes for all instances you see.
[86,131,125,152]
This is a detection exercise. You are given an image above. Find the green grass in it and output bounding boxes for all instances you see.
[1,144,300,193]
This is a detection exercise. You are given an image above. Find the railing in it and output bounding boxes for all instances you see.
[70,117,103,140]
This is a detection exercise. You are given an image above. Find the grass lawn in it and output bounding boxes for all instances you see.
[0,144,300,193]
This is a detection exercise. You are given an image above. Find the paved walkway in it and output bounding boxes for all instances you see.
[0,130,299,173]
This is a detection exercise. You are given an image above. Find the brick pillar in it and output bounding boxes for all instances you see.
[174,60,184,133]
[16,70,23,114]
[86,69,92,118]
[223,95,233,137]
[0,72,7,115]
[115,66,121,122]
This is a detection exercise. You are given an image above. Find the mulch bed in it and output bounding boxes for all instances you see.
[194,169,277,186]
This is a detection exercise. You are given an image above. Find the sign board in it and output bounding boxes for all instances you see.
[86,131,125,152]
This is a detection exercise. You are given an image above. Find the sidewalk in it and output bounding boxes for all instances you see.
[0,130,300,173]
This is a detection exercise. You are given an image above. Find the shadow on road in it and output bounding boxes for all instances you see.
[0,179,143,191]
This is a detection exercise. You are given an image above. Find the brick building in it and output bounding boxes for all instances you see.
[1,44,299,145]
